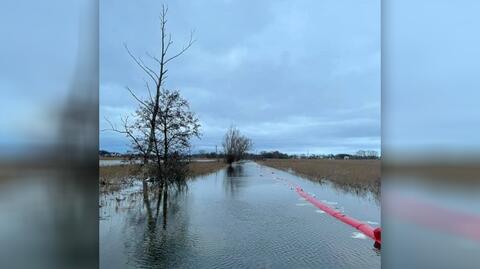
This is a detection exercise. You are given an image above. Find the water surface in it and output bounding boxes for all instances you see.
[100,161,380,268]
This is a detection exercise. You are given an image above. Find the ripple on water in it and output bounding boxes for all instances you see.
[295,203,311,206]
[100,161,380,269]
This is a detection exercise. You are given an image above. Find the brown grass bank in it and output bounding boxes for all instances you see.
[188,160,226,178]
[100,161,226,186]
[258,159,380,199]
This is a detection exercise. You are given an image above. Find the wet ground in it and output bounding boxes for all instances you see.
[100,161,380,269]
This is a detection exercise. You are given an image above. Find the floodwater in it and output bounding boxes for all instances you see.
[100,161,380,269]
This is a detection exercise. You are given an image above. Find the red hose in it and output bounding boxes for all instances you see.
[296,186,382,246]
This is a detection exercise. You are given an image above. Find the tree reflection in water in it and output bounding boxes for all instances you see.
[124,175,192,268]
[223,164,247,197]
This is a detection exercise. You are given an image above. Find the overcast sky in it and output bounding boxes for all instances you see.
[100,0,380,155]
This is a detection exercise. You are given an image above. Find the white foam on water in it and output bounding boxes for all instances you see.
[366,221,379,225]
[351,232,367,239]
[325,201,338,205]
[295,203,310,206]
[315,209,325,214]
[298,198,306,201]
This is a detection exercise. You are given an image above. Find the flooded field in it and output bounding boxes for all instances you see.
[100,161,380,269]
[100,159,218,167]
[100,159,141,167]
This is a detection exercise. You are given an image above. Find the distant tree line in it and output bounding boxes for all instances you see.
[187,150,380,160]
[99,150,117,157]
[99,150,147,159]
[258,150,289,159]
[253,150,380,160]
[190,150,223,159]
[101,149,380,161]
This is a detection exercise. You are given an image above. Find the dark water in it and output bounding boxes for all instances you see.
[100,161,380,269]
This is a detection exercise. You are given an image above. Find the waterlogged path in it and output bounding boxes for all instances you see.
[100,161,380,269]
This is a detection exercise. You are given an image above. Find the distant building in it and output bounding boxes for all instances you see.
[334,153,351,160]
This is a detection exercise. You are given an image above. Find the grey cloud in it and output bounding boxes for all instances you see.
[100,0,380,154]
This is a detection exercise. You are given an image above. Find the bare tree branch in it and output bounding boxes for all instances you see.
[124,43,159,85]
[145,51,162,66]
[126,86,153,113]
[164,30,196,64]
[142,78,154,103]
[164,33,173,54]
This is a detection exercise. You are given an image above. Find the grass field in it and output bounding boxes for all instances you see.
[258,159,380,199]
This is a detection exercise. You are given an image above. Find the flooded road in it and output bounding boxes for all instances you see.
[100,161,380,269]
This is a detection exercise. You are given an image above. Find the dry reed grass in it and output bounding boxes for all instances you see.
[258,159,380,199]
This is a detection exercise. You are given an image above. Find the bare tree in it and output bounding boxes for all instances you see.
[105,5,199,186]
[124,5,194,163]
[356,150,366,159]
[222,127,252,164]
[366,150,379,159]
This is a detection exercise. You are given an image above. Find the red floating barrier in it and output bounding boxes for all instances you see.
[296,186,381,247]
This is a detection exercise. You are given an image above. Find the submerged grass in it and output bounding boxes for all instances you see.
[99,160,226,191]
[258,159,380,200]
[99,164,142,184]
